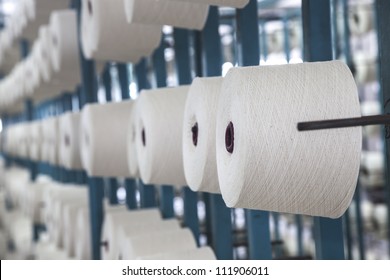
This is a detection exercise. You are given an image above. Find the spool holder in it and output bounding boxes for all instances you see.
[297,114,390,133]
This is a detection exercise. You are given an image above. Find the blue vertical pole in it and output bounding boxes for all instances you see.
[295,215,304,257]
[173,28,200,243]
[135,59,156,208]
[272,212,283,258]
[152,39,175,218]
[260,21,268,60]
[102,64,119,205]
[152,40,168,88]
[343,208,353,259]
[159,186,174,219]
[173,29,192,84]
[283,17,291,62]
[200,7,233,259]
[194,31,203,78]
[375,0,390,256]
[117,63,138,209]
[60,93,75,183]
[74,0,104,260]
[342,0,366,260]
[21,39,44,239]
[302,0,345,260]
[236,0,272,260]
[340,0,355,260]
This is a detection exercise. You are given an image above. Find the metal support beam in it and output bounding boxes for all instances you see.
[160,185,174,218]
[135,59,156,208]
[295,215,304,257]
[102,64,119,205]
[302,0,345,260]
[125,179,138,210]
[340,0,364,259]
[152,40,168,88]
[173,29,192,84]
[173,27,200,241]
[75,0,104,260]
[210,194,233,259]
[200,7,233,259]
[375,0,390,257]
[116,63,138,209]
[283,17,291,62]
[343,208,353,259]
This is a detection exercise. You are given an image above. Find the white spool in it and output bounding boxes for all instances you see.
[353,52,377,84]
[101,208,161,260]
[0,230,7,259]
[80,101,135,177]
[216,61,362,218]
[8,212,33,257]
[63,203,88,257]
[267,29,284,53]
[26,181,50,224]
[59,112,83,170]
[140,246,216,260]
[51,187,88,248]
[23,57,40,97]
[42,182,61,236]
[116,219,181,259]
[361,151,384,176]
[136,86,189,186]
[124,0,209,30]
[349,4,374,36]
[49,10,81,88]
[373,204,388,235]
[41,117,59,165]
[35,241,69,260]
[183,77,223,194]
[360,150,384,188]
[15,123,29,159]
[75,207,91,260]
[81,0,162,63]
[36,26,53,83]
[361,101,381,117]
[80,0,94,60]
[120,228,197,260]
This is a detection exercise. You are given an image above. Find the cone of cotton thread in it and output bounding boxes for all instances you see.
[216,61,362,218]
[136,86,189,186]
[182,77,223,194]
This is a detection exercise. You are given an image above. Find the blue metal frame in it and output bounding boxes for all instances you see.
[375,0,390,256]
[173,29,192,85]
[340,0,354,260]
[134,59,157,208]
[173,28,200,243]
[74,0,104,260]
[302,0,345,260]
[272,212,282,258]
[101,64,119,205]
[116,63,139,210]
[236,0,272,260]
[283,17,291,63]
[200,7,233,259]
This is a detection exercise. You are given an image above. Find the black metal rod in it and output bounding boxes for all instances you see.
[298,114,390,131]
